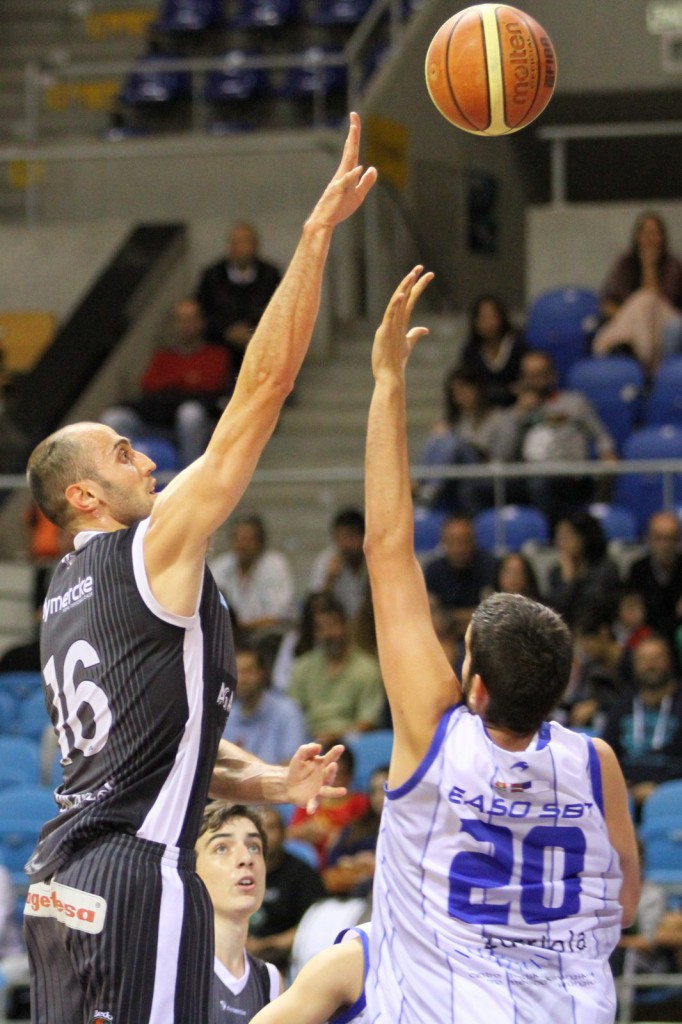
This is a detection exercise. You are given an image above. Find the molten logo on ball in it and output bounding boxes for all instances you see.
[425,3,557,136]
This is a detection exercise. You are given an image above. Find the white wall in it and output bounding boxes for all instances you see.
[526,199,682,301]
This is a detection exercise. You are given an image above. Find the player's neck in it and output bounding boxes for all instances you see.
[214,916,250,977]
[484,722,537,751]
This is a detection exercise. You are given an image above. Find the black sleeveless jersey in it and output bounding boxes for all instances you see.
[212,953,277,1023]
[27,520,235,882]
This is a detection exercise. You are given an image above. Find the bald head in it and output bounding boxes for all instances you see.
[27,423,104,530]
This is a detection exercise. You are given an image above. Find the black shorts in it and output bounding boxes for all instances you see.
[24,832,213,1024]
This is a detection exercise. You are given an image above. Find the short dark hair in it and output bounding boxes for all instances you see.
[332,508,365,534]
[232,512,267,548]
[313,592,348,623]
[26,426,98,529]
[198,802,268,860]
[469,593,572,734]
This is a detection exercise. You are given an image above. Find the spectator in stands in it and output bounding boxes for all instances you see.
[209,512,296,647]
[223,642,308,764]
[592,211,682,374]
[494,551,541,600]
[0,862,28,1019]
[247,807,325,973]
[0,612,41,673]
[100,298,231,468]
[601,633,682,813]
[288,594,385,746]
[309,508,368,623]
[488,349,618,525]
[196,222,282,378]
[545,510,620,627]
[457,293,528,407]
[287,746,370,869]
[415,367,505,514]
[321,763,388,898]
[563,602,633,731]
[195,802,281,1020]
[422,515,497,640]
[626,511,682,662]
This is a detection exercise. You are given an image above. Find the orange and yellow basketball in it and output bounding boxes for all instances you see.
[425,3,557,136]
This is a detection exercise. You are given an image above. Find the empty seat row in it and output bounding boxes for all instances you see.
[152,0,373,31]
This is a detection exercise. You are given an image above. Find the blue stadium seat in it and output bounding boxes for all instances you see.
[230,0,298,28]
[566,356,644,451]
[204,51,269,103]
[640,780,682,886]
[344,729,393,793]
[413,507,446,554]
[283,838,320,870]
[15,690,51,743]
[306,0,371,25]
[153,0,226,31]
[586,502,639,543]
[0,671,42,703]
[278,47,347,98]
[526,287,601,386]
[131,435,180,472]
[473,505,549,554]
[0,692,18,736]
[614,425,682,533]
[642,355,682,427]
[0,784,56,887]
[0,737,41,789]
[118,55,192,107]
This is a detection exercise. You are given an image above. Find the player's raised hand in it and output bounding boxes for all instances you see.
[307,112,377,230]
[285,742,347,814]
[371,265,434,379]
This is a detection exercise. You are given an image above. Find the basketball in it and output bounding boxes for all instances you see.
[425,3,557,136]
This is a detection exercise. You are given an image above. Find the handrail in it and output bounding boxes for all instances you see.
[3,455,681,489]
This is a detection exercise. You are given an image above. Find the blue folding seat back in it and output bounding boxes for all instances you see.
[307,0,371,25]
[473,505,549,554]
[279,47,347,97]
[0,738,41,787]
[0,691,18,736]
[0,671,42,703]
[204,52,269,102]
[413,507,446,554]
[526,287,601,385]
[154,0,226,31]
[131,435,179,472]
[16,690,51,743]
[566,356,644,451]
[230,0,297,28]
[586,503,639,543]
[614,425,682,533]
[345,729,393,793]
[283,838,320,870]
[119,56,192,106]
[643,355,682,427]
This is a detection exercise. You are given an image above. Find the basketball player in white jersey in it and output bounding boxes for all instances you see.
[196,803,282,1023]
[361,267,640,1023]
[23,114,376,1024]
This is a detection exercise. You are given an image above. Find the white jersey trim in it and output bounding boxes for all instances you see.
[132,518,201,627]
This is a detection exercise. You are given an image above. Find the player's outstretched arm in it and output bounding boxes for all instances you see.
[250,937,365,1024]
[145,113,377,613]
[209,740,346,813]
[364,268,462,785]
[592,737,641,928]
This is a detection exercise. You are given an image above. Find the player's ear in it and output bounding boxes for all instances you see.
[467,674,489,715]
[65,480,99,514]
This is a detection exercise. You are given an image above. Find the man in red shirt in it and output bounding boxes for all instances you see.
[100,298,232,467]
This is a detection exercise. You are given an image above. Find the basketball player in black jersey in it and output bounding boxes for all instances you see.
[196,802,281,1023]
[23,113,376,1024]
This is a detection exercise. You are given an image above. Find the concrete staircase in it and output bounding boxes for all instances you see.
[221,311,465,598]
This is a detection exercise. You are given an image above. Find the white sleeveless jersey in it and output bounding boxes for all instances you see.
[367,704,623,1024]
